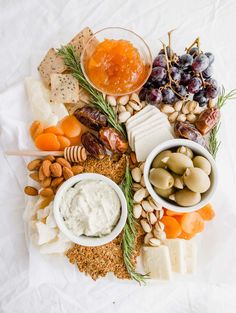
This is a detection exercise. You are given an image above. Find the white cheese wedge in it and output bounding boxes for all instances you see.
[35,221,57,245]
[126,105,154,129]
[135,128,174,161]
[164,239,186,273]
[39,240,72,254]
[185,240,197,273]
[129,116,168,150]
[142,245,172,280]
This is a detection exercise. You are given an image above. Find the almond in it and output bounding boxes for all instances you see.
[24,186,38,196]
[50,162,62,177]
[63,166,74,180]
[51,177,64,188]
[42,159,51,177]
[40,177,52,188]
[45,155,55,162]
[29,172,40,182]
[39,187,54,197]
[27,159,42,171]
[36,196,53,210]
[56,157,72,169]
[71,165,84,175]
[30,120,44,140]
[38,166,46,181]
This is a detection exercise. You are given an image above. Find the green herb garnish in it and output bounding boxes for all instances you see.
[209,87,236,159]
[122,162,149,284]
[57,45,126,138]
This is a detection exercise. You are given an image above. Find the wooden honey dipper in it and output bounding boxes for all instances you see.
[6,145,87,163]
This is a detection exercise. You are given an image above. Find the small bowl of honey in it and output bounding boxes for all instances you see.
[81,27,152,96]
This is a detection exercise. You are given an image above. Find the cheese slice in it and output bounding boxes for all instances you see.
[142,245,172,280]
[135,128,174,161]
[164,239,186,273]
[185,240,197,273]
[126,105,154,129]
[130,117,168,150]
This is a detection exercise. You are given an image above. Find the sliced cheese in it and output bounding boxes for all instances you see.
[142,245,172,280]
[164,239,186,273]
[185,240,197,273]
[126,105,154,129]
[135,128,174,161]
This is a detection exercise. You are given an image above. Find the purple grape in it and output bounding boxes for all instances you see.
[202,65,213,79]
[206,78,218,89]
[158,46,173,58]
[139,88,149,101]
[180,72,191,85]
[162,88,176,104]
[189,47,199,56]
[170,66,181,82]
[205,52,214,65]
[192,54,209,72]
[151,66,167,82]
[146,88,163,105]
[187,77,202,94]
[153,54,167,68]
[175,85,187,97]
[144,81,154,89]
[206,85,218,99]
[179,54,193,68]
[193,89,208,107]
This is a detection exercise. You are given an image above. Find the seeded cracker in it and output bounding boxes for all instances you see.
[68,27,94,57]
[50,73,79,104]
[38,48,67,88]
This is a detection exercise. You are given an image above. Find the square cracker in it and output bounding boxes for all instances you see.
[38,48,67,88]
[68,27,94,56]
[50,73,79,104]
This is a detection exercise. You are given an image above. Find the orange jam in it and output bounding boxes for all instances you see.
[85,39,149,95]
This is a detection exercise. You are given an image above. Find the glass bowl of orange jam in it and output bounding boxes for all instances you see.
[81,27,152,96]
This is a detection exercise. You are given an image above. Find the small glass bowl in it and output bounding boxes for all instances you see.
[80,27,152,96]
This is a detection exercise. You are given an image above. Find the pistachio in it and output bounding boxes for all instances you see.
[141,210,147,218]
[174,101,183,112]
[140,219,152,233]
[133,204,142,219]
[182,102,190,114]
[117,95,129,106]
[118,105,126,113]
[148,212,158,225]
[139,162,145,173]
[186,113,197,123]
[142,200,154,212]
[129,100,142,111]
[188,100,199,113]
[161,104,175,114]
[132,183,142,191]
[155,221,165,231]
[149,238,161,247]
[130,93,140,103]
[168,111,178,123]
[140,175,146,187]
[118,111,131,123]
[106,95,117,107]
[133,188,147,203]
[125,104,134,115]
[208,99,215,108]
[144,232,153,245]
[131,167,142,183]
[177,113,187,122]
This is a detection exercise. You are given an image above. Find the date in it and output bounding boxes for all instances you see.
[81,132,106,159]
[195,107,220,135]
[74,106,107,131]
[99,127,128,153]
[174,121,206,147]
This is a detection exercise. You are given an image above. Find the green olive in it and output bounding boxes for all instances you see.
[149,168,174,189]
[152,150,172,168]
[183,167,210,193]
[177,146,194,159]
[154,186,175,198]
[170,188,201,206]
[162,153,193,175]
[193,156,211,175]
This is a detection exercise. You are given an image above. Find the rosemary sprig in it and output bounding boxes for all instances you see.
[208,86,236,158]
[122,162,149,284]
[57,45,126,138]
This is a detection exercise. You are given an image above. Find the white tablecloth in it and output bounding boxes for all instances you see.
[1,0,236,312]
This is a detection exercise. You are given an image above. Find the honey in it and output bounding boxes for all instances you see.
[85,39,149,95]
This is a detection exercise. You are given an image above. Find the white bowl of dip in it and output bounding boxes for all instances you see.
[53,173,127,247]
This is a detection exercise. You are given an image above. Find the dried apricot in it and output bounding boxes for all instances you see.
[57,135,71,150]
[60,116,82,138]
[35,133,60,151]
[68,134,82,146]
[44,126,64,136]
[30,120,44,140]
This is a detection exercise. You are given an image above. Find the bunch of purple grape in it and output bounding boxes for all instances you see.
[139,46,218,107]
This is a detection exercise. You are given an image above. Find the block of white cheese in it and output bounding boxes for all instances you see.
[126,105,154,129]
[164,239,186,273]
[135,128,173,161]
[142,245,172,280]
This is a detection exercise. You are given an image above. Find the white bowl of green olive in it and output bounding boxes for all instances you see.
[143,139,218,213]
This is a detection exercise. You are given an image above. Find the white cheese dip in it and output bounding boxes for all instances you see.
[59,180,121,237]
